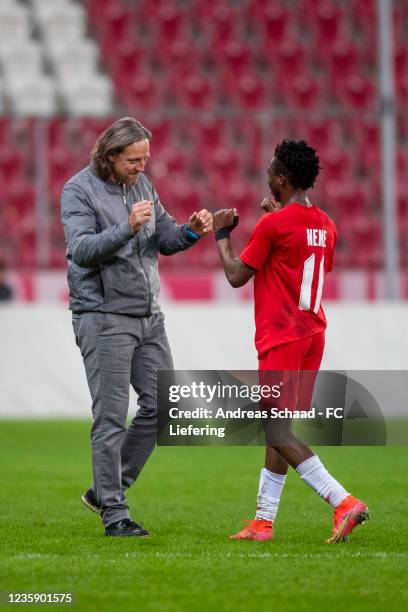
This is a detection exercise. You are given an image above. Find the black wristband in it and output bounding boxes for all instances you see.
[215,227,232,241]
[215,215,239,241]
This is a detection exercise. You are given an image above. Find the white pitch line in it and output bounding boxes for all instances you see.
[10,551,408,561]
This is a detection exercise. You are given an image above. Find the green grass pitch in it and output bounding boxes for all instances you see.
[0,421,407,612]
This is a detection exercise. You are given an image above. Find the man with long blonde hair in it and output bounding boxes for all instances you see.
[61,117,212,537]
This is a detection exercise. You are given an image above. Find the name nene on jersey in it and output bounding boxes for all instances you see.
[306,228,327,247]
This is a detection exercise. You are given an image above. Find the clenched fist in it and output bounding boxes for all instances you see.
[188,209,213,236]
[213,208,239,231]
[128,200,153,234]
[260,197,281,213]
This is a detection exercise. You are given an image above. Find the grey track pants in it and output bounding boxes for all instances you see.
[72,311,173,526]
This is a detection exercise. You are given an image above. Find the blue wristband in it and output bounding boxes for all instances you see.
[186,227,200,242]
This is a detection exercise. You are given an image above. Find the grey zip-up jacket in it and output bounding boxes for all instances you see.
[61,165,197,315]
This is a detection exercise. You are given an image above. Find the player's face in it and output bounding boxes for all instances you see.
[268,159,283,202]
[109,139,150,185]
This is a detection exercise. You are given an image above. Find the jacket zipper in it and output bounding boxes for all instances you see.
[122,183,152,314]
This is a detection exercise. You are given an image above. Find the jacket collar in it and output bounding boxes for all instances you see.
[88,165,147,198]
[88,164,122,194]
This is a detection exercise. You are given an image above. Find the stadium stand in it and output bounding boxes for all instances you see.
[0,0,407,278]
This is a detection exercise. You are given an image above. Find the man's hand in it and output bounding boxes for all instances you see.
[128,200,153,234]
[188,209,213,236]
[213,208,239,231]
[260,197,281,213]
[213,207,255,287]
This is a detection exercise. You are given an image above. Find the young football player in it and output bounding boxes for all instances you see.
[214,139,369,543]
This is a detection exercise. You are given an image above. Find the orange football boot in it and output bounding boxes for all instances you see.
[327,495,370,544]
[230,519,273,541]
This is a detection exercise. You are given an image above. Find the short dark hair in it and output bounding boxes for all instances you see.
[273,139,321,190]
[91,117,152,181]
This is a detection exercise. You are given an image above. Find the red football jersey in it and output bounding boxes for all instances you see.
[240,202,337,357]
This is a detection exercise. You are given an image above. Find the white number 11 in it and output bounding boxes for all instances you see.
[299,254,325,313]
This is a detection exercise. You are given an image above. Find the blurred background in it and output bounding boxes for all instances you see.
[0,0,407,416]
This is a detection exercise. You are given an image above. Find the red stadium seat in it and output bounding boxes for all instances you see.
[180,121,230,170]
[86,0,123,21]
[340,75,376,111]
[398,186,408,220]
[48,117,80,151]
[157,39,201,76]
[120,74,159,110]
[223,180,258,215]
[284,75,322,110]
[138,2,185,42]
[350,217,382,267]
[166,176,202,217]
[395,43,408,81]
[327,40,361,80]
[261,4,292,50]
[294,119,345,152]
[147,119,172,150]
[96,4,134,39]
[204,4,240,46]
[148,145,188,181]
[1,2,405,273]
[104,40,142,79]
[198,147,243,194]
[0,147,26,183]
[322,147,354,183]
[230,73,267,109]
[0,119,12,148]
[313,2,346,47]
[230,119,263,167]
[276,41,308,78]
[73,117,114,153]
[359,147,408,188]
[178,74,213,109]
[396,72,408,107]
[156,3,185,41]
[349,0,377,23]
[6,181,35,215]
[347,119,380,152]
[49,148,78,181]
[222,40,252,76]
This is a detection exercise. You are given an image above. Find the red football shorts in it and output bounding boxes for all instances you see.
[258,332,325,413]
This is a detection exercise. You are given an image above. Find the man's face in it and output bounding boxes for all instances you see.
[110,139,150,185]
[267,158,284,203]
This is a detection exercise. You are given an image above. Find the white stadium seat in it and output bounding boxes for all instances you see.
[7,76,57,116]
[35,3,87,43]
[47,38,99,66]
[0,4,31,52]
[0,80,4,114]
[59,75,114,117]
[0,0,114,116]
[54,57,100,83]
[30,0,74,11]
[30,0,80,12]
[0,43,44,81]
[31,0,85,21]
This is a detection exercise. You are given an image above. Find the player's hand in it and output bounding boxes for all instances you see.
[128,200,153,233]
[213,208,239,231]
[260,197,281,213]
[188,209,213,236]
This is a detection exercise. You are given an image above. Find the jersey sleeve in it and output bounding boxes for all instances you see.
[240,214,278,271]
[326,220,338,272]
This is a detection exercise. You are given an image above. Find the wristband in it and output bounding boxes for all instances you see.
[186,226,200,242]
[215,227,233,241]
[215,215,240,241]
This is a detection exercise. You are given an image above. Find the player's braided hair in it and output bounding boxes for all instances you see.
[274,139,321,190]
